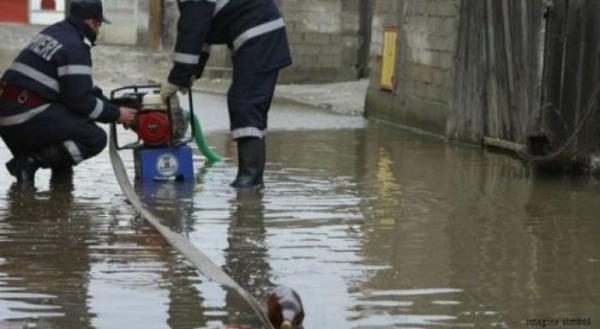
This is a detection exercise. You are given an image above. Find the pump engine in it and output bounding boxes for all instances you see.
[110,85,194,181]
[132,93,180,146]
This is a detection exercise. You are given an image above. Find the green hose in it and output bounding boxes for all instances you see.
[189,111,223,163]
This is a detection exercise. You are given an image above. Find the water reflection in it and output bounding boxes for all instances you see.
[135,180,207,329]
[0,121,598,329]
[352,124,600,328]
[518,177,600,325]
[224,191,272,327]
[0,180,92,328]
[136,181,197,235]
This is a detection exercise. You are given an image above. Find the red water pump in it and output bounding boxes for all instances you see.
[129,93,172,146]
[134,111,171,146]
[124,92,187,146]
[110,85,195,182]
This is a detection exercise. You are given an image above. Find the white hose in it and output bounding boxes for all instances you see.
[109,125,274,329]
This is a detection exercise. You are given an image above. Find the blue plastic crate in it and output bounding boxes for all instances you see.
[134,145,194,182]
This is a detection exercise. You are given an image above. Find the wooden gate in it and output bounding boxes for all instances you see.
[450,0,600,168]
[539,0,600,165]
[449,0,546,147]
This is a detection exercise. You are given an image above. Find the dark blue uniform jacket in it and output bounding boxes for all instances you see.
[0,17,119,125]
[169,0,292,87]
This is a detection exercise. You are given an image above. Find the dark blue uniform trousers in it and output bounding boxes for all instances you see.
[0,101,107,163]
[227,67,279,140]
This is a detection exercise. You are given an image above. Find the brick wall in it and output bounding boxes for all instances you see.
[278,0,366,83]
[162,0,368,83]
[366,0,460,135]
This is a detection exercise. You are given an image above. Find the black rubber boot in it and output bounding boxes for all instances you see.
[231,137,266,189]
[5,156,39,183]
[50,165,74,186]
[6,145,73,184]
[51,165,74,178]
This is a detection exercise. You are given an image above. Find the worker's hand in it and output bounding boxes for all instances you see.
[160,81,188,103]
[117,106,137,126]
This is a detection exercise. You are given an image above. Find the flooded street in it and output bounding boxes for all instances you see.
[0,93,598,329]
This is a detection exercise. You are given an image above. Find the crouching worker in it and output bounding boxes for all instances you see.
[0,0,136,184]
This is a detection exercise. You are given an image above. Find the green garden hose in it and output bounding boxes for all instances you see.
[187,110,223,163]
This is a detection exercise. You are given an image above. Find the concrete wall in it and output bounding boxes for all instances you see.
[277,0,368,83]
[161,0,368,83]
[98,0,161,48]
[365,0,460,135]
[98,0,141,45]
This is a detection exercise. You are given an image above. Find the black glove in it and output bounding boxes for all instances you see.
[92,86,110,102]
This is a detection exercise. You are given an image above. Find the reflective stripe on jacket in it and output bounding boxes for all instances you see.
[0,17,119,124]
[169,0,292,87]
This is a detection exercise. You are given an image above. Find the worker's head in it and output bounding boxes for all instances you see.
[69,0,111,34]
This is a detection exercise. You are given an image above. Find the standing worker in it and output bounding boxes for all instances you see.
[0,0,137,184]
[161,0,292,189]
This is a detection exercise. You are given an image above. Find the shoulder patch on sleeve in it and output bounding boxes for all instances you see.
[26,34,64,62]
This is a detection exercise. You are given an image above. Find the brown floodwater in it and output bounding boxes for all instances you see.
[0,93,598,329]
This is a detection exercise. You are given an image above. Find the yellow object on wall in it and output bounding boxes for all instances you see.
[380,28,398,91]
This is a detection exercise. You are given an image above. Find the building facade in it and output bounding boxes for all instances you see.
[0,0,67,25]
[366,0,462,135]
[162,0,373,83]
[365,0,547,144]
[366,0,600,171]
[0,0,371,83]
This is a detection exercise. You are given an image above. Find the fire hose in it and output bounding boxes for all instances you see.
[109,125,274,329]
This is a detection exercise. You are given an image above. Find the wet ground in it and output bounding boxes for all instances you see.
[0,93,599,329]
